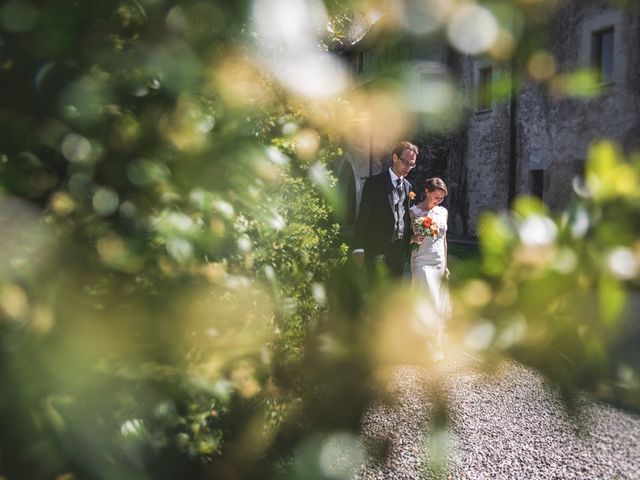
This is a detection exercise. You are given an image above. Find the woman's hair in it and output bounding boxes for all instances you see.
[392,141,419,158]
[425,177,448,195]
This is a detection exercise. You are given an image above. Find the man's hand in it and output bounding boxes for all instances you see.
[352,251,365,268]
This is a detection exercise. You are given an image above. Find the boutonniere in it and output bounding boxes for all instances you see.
[408,191,416,203]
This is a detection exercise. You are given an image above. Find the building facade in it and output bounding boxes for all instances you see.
[336,0,640,239]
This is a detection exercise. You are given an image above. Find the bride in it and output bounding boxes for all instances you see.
[409,177,450,360]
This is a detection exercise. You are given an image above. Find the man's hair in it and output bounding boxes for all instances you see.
[392,141,419,158]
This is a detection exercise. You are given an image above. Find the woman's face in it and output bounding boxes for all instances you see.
[425,188,446,209]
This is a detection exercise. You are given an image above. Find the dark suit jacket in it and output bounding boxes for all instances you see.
[352,170,412,268]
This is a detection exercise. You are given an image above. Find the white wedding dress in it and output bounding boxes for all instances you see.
[409,204,450,360]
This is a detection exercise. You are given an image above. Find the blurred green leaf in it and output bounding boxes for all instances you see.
[598,273,626,328]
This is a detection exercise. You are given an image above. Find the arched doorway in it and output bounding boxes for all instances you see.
[338,160,357,236]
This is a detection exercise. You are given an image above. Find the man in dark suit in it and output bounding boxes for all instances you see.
[352,141,418,282]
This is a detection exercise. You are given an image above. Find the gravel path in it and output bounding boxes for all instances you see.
[354,359,640,479]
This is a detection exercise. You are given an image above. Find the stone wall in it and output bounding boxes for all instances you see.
[513,1,640,212]
[452,0,640,233]
[460,57,513,233]
[340,0,640,239]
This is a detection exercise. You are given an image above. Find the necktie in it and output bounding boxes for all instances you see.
[396,178,403,197]
[395,178,404,239]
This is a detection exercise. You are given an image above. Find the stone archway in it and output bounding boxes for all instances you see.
[338,160,357,227]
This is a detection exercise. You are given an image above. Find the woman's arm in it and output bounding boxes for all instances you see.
[409,208,424,244]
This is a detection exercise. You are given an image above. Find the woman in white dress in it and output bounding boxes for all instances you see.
[409,177,450,360]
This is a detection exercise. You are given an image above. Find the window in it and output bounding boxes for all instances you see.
[530,169,544,199]
[580,11,622,88]
[477,65,492,111]
[592,27,614,83]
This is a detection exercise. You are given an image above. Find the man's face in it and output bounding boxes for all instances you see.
[392,149,417,177]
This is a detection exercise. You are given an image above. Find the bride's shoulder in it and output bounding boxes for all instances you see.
[434,205,448,215]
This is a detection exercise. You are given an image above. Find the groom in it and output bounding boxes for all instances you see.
[352,141,418,281]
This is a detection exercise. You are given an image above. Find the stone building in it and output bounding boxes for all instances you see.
[335,0,640,239]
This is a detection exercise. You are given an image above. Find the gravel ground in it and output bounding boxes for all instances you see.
[354,359,640,479]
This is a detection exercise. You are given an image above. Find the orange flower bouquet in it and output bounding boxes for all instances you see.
[413,215,439,238]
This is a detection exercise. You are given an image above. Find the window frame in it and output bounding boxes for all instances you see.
[580,10,623,90]
[477,65,493,112]
[591,26,615,85]
[473,61,494,114]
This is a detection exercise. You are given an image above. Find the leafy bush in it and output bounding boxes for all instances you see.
[0,1,348,477]
[453,141,640,408]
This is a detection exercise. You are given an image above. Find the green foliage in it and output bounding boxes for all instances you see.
[0,0,348,478]
[464,141,640,408]
[1,0,639,478]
